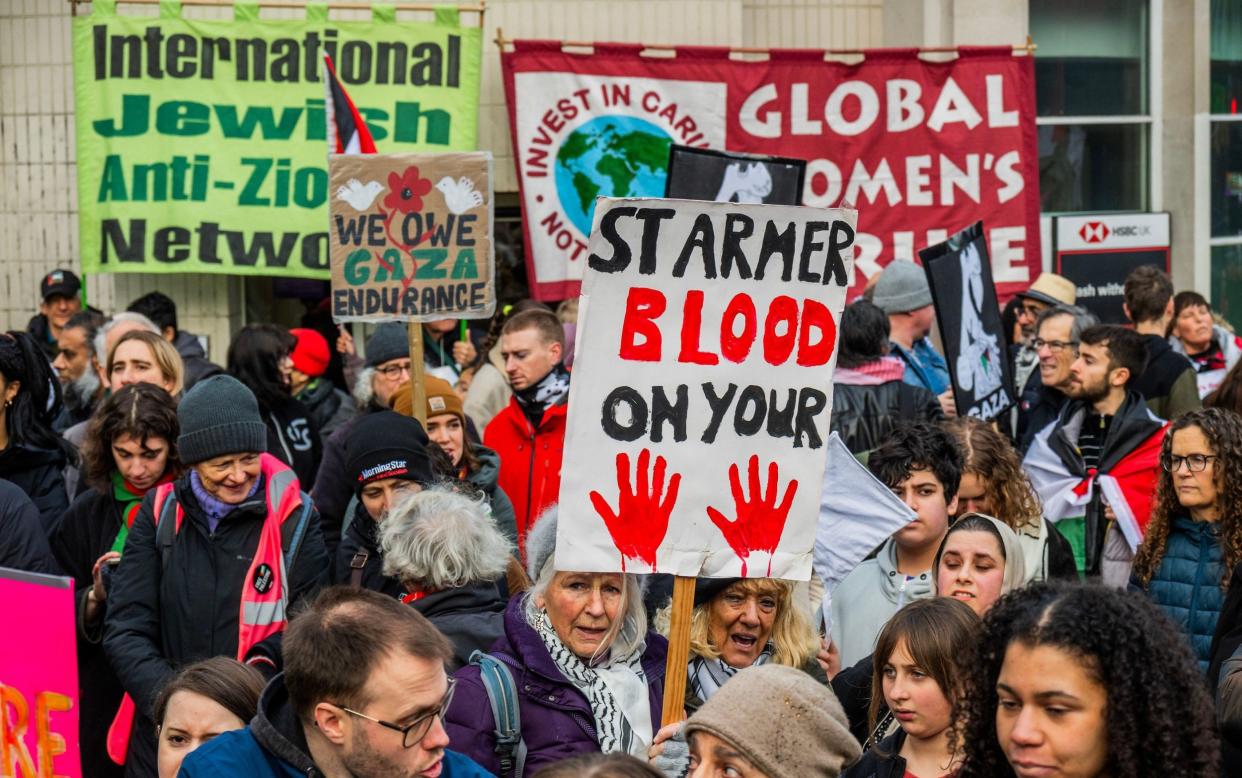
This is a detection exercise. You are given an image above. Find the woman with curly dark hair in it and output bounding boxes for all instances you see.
[48,384,181,778]
[955,582,1218,778]
[945,418,1076,582]
[1131,406,1242,669]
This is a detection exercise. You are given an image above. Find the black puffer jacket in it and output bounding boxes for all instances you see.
[48,488,129,778]
[103,470,328,777]
[0,442,69,535]
[830,381,942,455]
[0,478,60,575]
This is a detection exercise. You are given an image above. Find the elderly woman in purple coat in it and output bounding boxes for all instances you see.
[444,507,667,775]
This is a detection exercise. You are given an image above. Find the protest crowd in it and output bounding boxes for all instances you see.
[7,3,1242,778]
[1,254,1240,778]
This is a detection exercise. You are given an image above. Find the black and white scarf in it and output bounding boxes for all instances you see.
[514,362,571,427]
[687,644,774,703]
[533,609,650,756]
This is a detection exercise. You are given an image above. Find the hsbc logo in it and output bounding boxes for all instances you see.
[1079,222,1110,243]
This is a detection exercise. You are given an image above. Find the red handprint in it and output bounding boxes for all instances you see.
[707,456,799,576]
[589,448,681,572]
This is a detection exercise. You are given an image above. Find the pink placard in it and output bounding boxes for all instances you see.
[0,568,81,778]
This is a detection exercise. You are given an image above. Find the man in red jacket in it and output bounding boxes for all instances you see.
[483,309,569,559]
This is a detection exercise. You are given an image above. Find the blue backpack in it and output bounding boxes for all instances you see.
[469,650,528,778]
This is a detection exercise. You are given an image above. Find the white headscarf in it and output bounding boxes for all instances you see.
[933,513,1027,597]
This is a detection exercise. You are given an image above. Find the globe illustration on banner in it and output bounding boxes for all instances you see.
[554,115,673,236]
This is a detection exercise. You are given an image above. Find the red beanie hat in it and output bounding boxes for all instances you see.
[289,328,330,377]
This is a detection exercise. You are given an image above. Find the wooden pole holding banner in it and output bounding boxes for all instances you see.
[661,575,696,726]
[407,323,428,427]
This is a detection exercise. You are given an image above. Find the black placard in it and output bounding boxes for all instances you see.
[919,221,1017,421]
[664,145,806,205]
[1056,249,1171,324]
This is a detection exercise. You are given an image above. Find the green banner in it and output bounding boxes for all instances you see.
[72,3,481,278]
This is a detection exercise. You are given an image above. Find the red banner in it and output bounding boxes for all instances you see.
[501,42,1041,301]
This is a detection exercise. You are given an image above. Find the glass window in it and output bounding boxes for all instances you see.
[1038,124,1148,213]
[1211,121,1242,237]
[1031,0,1149,116]
[1212,0,1242,114]
[1211,244,1242,326]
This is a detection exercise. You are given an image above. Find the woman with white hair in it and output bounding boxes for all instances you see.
[444,507,668,776]
[379,486,511,668]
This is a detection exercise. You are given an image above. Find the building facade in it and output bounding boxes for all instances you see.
[0,0,1233,358]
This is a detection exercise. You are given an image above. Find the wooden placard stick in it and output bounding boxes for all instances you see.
[406,323,428,426]
[660,575,696,726]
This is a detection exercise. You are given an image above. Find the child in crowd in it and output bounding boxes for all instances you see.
[831,422,963,666]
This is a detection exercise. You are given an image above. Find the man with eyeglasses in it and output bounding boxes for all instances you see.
[1014,304,1098,454]
[1024,325,1168,585]
[180,586,492,778]
[312,322,413,557]
[1010,273,1076,393]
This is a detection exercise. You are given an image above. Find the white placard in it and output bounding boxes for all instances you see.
[556,197,857,580]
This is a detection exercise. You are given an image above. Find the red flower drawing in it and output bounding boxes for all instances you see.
[382,167,432,214]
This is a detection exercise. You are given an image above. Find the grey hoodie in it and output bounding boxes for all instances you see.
[829,538,934,667]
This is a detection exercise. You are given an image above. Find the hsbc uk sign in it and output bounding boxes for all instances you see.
[1058,213,1168,251]
[1054,212,1171,324]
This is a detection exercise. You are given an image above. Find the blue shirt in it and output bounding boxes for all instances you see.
[892,337,951,395]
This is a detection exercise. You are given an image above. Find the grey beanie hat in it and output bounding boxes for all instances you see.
[872,259,932,314]
[685,664,861,778]
[365,322,410,367]
[176,375,268,465]
[524,505,558,581]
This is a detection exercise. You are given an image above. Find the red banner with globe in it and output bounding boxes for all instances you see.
[500,41,1041,302]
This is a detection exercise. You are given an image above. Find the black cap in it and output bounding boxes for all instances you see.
[694,578,742,608]
[40,269,81,301]
[345,411,433,492]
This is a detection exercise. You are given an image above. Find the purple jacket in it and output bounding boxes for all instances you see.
[445,598,668,775]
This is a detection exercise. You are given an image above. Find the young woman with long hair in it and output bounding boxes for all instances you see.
[49,383,181,778]
[842,598,979,778]
[944,418,1076,582]
[955,582,1217,778]
[1132,406,1242,668]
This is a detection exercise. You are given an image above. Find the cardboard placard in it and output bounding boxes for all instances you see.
[0,568,81,778]
[329,152,495,322]
[920,221,1016,421]
[665,146,806,206]
[557,197,856,580]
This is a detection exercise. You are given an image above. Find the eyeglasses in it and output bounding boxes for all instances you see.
[334,677,456,748]
[376,361,413,380]
[1032,338,1079,353]
[1017,303,1046,318]
[1163,454,1219,473]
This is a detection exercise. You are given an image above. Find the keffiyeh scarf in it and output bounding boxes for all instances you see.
[514,362,571,427]
[687,644,774,702]
[533,609,650,756]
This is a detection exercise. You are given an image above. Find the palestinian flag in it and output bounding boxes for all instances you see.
[323,54,376,154]
[1024,421,1168,551]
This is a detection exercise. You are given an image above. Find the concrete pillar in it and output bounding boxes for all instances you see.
[883,0,1027,48]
